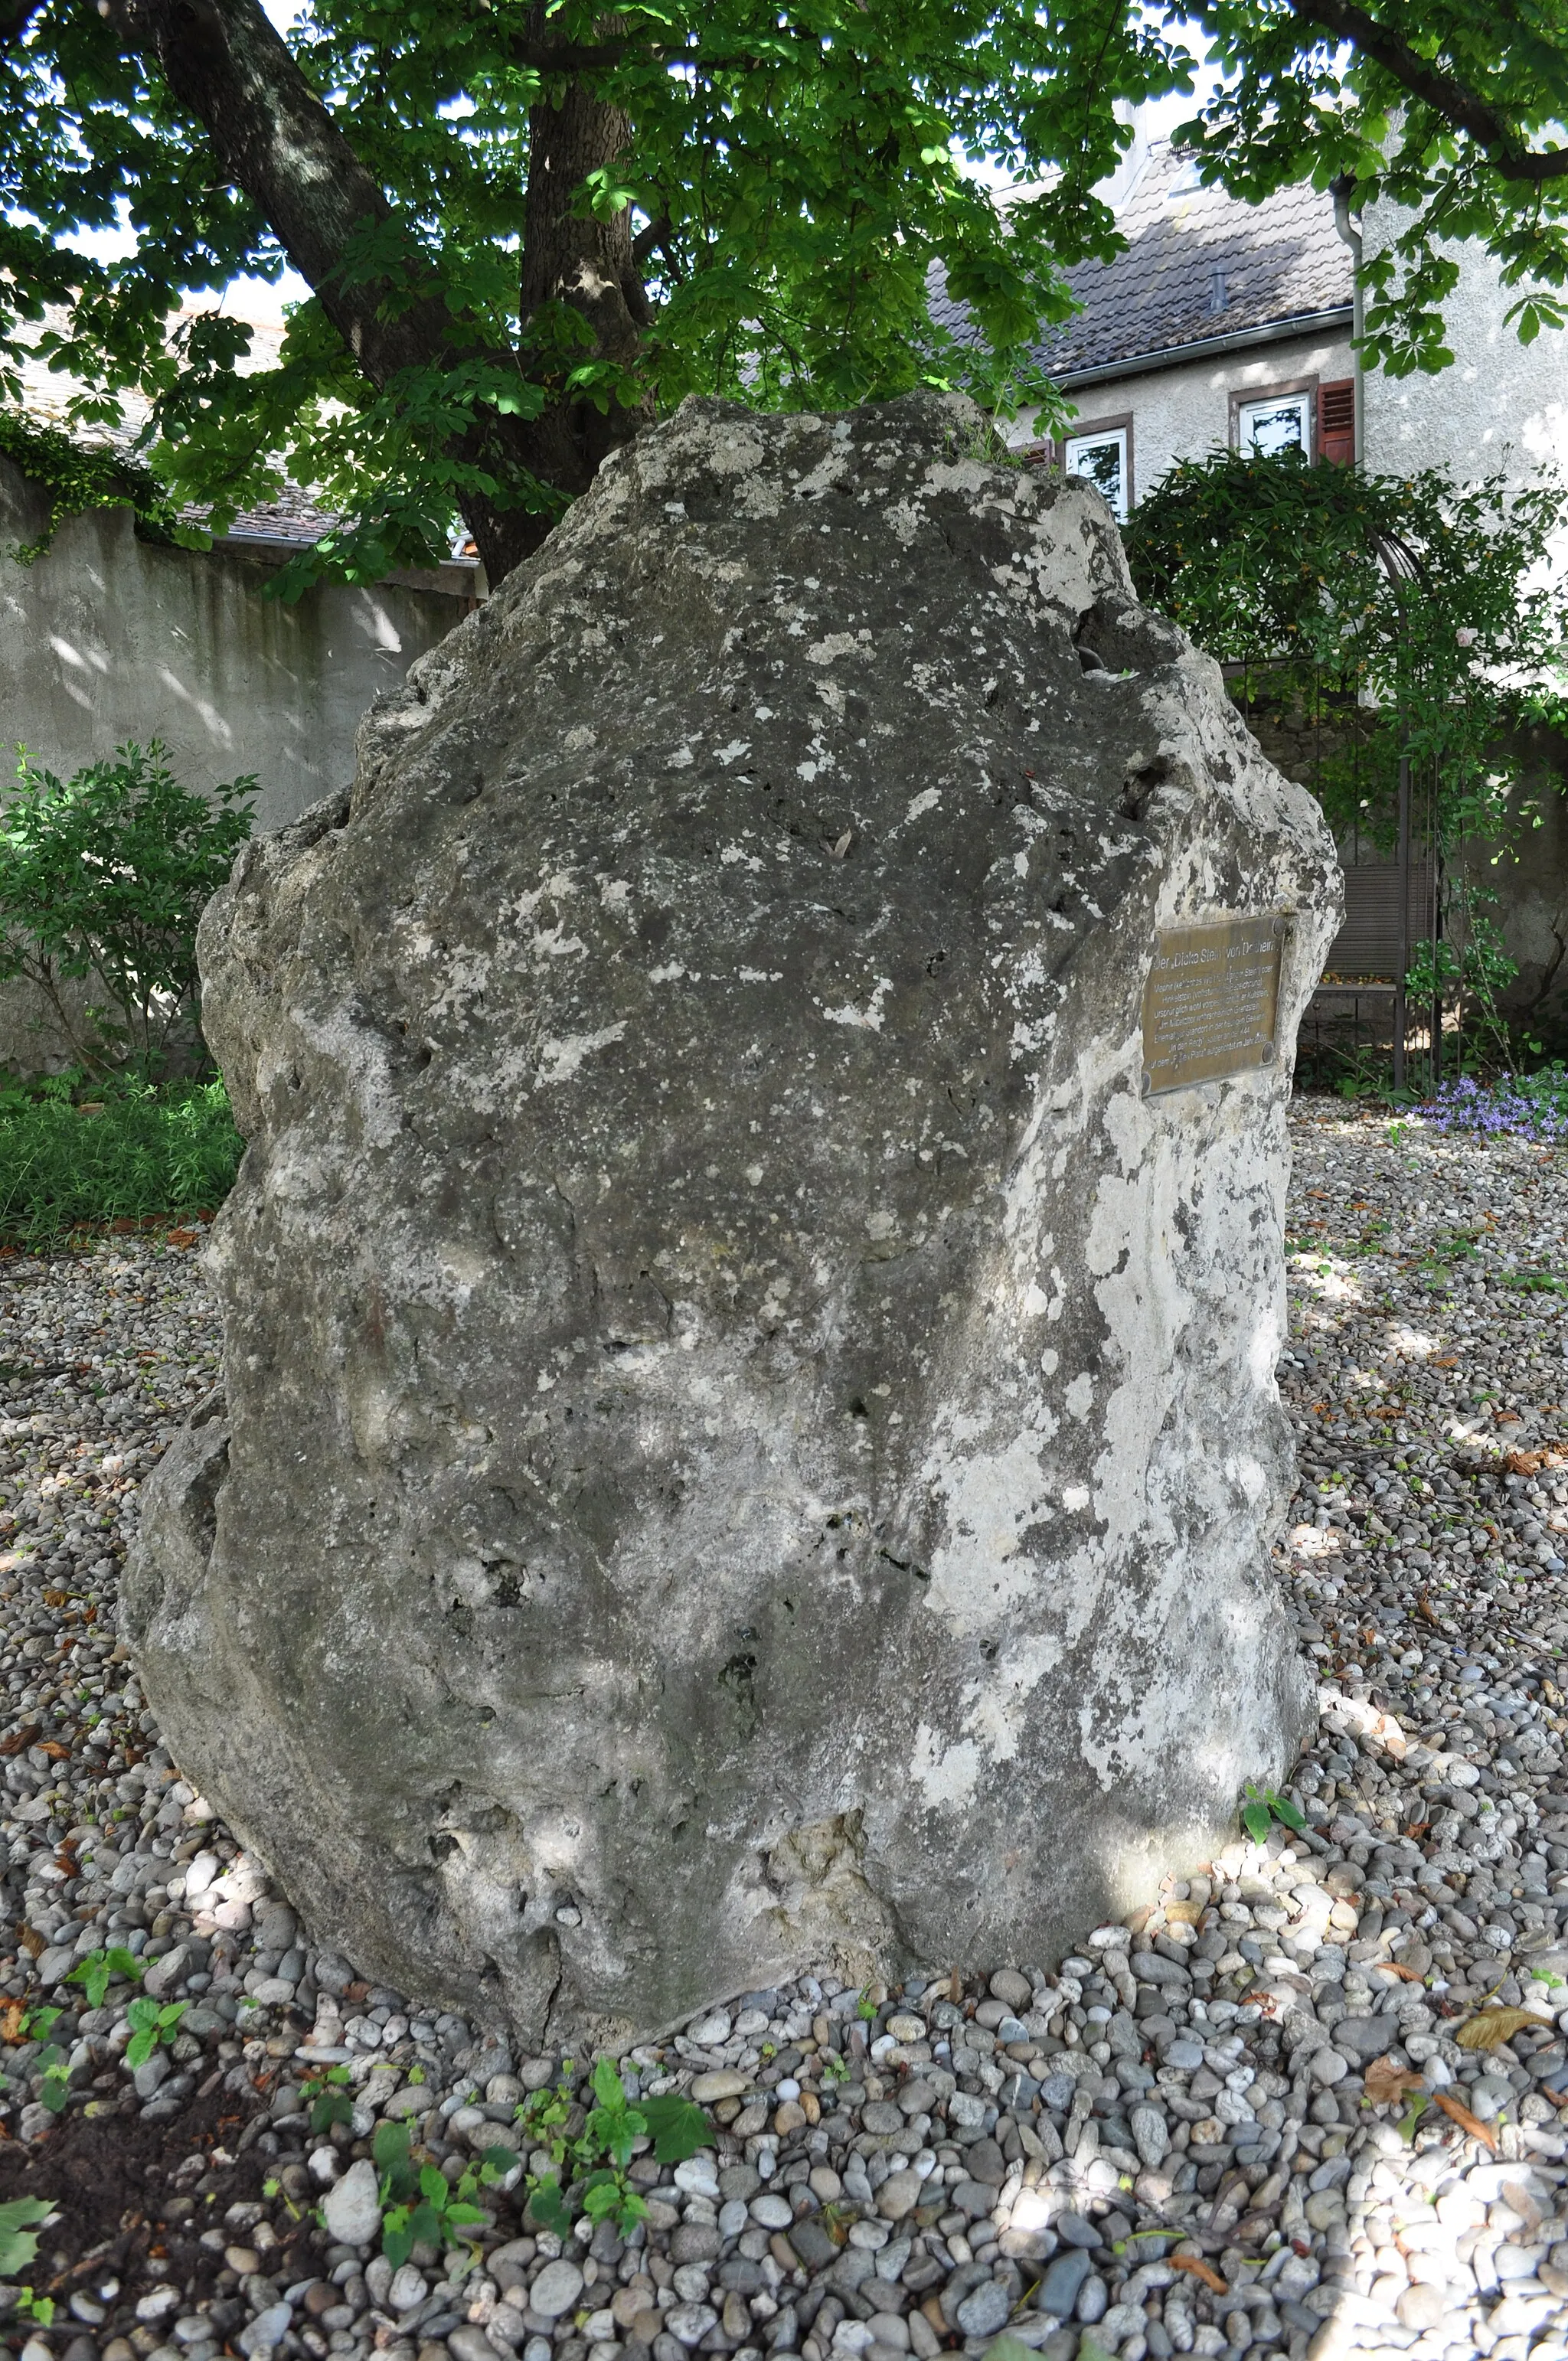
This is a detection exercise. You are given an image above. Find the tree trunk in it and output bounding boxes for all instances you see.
[516,8,654,505]
[104,0,649,583]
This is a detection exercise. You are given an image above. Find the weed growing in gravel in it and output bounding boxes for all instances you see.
[0,1069,241,1245]
[1239,1779,1306,1843]
[371,2117,518,2268]
[67,1943,142,2008]
[11,2003,74,2115]
[302,2062,354,2133]
[123,1994,185,2067]
[0,2195,54,2323]
[518,2057,712,2240]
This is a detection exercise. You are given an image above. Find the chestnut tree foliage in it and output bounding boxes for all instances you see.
[2,0,1566,590]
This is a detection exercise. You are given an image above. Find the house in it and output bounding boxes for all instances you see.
[941,135,1568,1040]
[947,130,1359,514]
[942,129,1568,520]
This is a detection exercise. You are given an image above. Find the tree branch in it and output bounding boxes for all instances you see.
[504,32,820,75]
[100,0,552,579]
[1289,0,1568,181]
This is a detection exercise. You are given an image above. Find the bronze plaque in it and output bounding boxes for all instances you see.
[1142,913,1284,1097]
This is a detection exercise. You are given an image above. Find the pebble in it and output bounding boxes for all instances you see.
[953,2282,1012,2337]
[528,2260,585,2319]
[1038,2252,1095,2316]
[320,2159,381,2245]
[875,2168,923,2220]
[235,2305,291,2357]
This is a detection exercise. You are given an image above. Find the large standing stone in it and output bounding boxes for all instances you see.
[124,392,1340,2043]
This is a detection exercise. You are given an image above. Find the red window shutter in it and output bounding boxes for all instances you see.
[1318,378,1355,465]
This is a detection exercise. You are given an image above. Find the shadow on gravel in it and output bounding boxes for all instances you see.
[0,2083,318,2327]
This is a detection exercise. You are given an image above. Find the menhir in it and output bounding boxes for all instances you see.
[124,391,1341,2044]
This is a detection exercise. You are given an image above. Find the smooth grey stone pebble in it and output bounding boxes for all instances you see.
[954,2284,1011,2339]
[1075,2275,1109,2326]
[1037,2253,1094,2317]
[235,2307,291,2359]
[528,2262,584,2320]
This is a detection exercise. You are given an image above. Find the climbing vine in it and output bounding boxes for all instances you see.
[0,408,178,564]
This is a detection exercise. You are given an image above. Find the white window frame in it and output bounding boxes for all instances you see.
[1236,390,1312,459]
[1063,425,1130,524]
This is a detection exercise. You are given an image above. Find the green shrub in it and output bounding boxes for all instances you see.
[0,741,254,1076]
[0,1070,243,1247]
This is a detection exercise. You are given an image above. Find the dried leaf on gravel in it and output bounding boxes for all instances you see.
[1455,2007,1555,2051]
[0,1723,38,1755]
[1380,1962,1426,1983]
[1365,2055,1427,2105]
[1432,2092,1499,2150]
[1169,2257,1228,2294]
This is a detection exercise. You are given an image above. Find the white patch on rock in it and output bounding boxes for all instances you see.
[910,1724,981,1809]
[536,1024,628,1085]
[821,979,892,1030]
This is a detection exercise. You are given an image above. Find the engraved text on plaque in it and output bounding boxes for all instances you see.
[1141,913,1284,1096]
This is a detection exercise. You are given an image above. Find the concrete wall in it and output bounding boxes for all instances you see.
[0,455,473,833]
[1007,328,1357,505]
[0,452,476,1072]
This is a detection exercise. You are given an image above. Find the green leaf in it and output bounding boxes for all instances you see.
[374,2119,413,2174]
[526,2176,573,2239]
[639,2093,714,2163]
[476,2144,520,2183]
[1240,1798,1272,1845]
[1271,1794,1307,1831]
[381,2206,414,2270]
[0,2196,51,2278]
[592,2056,629,2113]
[409,2200,446,2246]
[311,2088,355,2134]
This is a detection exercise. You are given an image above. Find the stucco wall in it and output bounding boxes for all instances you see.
[1359,204,1568,486]
[1008,329,1357,505]
[0,454,472,833]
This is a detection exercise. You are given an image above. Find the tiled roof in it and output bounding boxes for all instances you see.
[11,315,345,546]
[931,140,1352,380]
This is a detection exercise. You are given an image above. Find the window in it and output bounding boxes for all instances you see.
[1062,420,1131,523]
[1236,391,1311,457]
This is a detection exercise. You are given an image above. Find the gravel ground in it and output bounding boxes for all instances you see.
[6,1102,1568,2361]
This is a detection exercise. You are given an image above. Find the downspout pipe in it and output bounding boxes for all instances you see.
[1331,176,1366,465]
